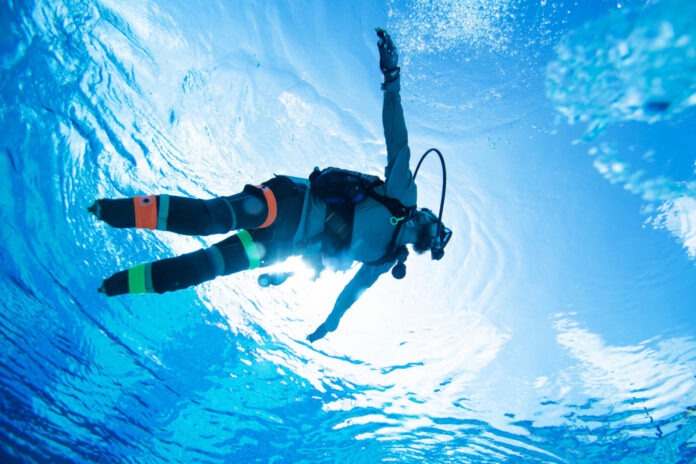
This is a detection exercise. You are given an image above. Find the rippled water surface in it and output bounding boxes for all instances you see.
[1,0,695,462]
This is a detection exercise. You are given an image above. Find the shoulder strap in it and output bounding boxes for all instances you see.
[367,189,415,225]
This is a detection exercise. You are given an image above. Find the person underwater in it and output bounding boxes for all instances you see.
[89,29,452,343]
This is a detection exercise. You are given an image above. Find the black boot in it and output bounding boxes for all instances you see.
[87,201,101,219]
[88,199,135,228]
[98,270,129,296]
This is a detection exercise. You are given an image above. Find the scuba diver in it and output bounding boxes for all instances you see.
[89,29,452,343]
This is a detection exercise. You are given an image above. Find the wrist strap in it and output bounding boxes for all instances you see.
[383,67,400,83]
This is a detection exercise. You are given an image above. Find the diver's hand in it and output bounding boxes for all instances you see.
[307,323,328,343]
[375,28,399,82]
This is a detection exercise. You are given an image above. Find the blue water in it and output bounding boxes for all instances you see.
[2,0,695,462]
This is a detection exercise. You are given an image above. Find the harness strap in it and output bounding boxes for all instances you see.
[256,185,277,228]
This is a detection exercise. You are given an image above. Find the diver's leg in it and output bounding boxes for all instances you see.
[99,229,282,296]
[99,247,217,296]
[89,189,273,236]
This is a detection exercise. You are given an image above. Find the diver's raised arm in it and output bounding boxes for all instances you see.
[376,28,417,207]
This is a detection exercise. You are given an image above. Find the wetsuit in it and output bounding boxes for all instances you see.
[95,73,415,339]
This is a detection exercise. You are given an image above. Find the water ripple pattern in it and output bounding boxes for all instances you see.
[1,0,696,463]
[546,0,696,263]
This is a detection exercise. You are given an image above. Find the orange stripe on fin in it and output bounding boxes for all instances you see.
[134,195,158,230]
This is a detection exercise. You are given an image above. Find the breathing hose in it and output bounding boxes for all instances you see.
[413,148,447,237]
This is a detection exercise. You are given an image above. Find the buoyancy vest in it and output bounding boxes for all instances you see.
[306,167,415,265]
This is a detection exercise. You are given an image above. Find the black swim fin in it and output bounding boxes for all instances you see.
[87,201,101,219]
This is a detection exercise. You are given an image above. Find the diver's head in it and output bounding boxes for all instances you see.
[410,208,452,259]
[411,209,437,254]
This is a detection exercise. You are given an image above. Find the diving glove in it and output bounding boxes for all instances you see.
[376,28,399,83]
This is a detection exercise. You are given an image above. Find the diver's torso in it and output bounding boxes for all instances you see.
[349,197,398,263]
